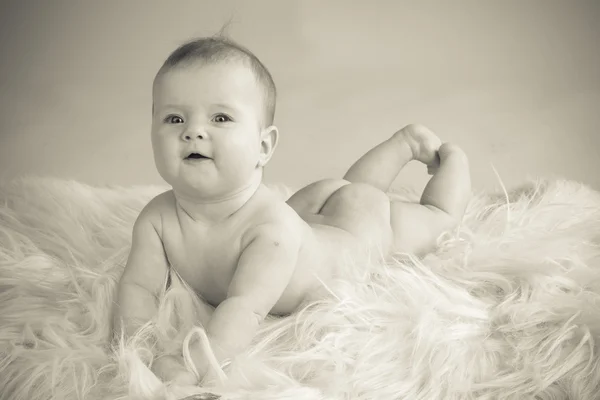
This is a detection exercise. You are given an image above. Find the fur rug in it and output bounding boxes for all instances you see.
[1,177,600,400]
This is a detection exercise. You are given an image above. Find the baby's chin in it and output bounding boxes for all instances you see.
[171,179,212,198]
[158,165,210,190]
[171,176,240,202]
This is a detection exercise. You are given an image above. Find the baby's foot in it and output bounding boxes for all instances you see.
[152,355,198,385]
[393,124,442,166]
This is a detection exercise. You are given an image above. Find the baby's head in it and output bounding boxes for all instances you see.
[151,36,278,199]
[155,37,277,126]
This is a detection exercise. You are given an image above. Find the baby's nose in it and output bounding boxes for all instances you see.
[182,129,207,141]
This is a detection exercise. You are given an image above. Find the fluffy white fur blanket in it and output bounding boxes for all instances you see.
[1,177,600,400]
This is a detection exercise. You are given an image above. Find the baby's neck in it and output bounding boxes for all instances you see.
[174,175,263,225]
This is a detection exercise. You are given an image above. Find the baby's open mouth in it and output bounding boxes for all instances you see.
[185,152,210,160]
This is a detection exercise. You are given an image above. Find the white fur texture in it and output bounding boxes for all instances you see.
[1,177,600,399]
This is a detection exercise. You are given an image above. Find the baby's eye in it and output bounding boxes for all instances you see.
[212,114,232,123]
[165,115,184,124]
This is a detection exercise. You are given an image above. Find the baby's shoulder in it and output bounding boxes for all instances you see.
[135,190,176,229]
[247,195,307,240]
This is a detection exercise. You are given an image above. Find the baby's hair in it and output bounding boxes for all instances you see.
[155,34,277,126]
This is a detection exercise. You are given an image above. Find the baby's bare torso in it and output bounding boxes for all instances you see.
[154,187,359,314]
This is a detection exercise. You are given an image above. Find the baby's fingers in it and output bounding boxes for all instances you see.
[153,355,198,385]
[171,371,199,386]
[180,393,221,400]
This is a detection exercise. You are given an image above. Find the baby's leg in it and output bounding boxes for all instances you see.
[419,142,471,218]
[391,143,471,255]
[318,182,393,257]
[343,124,441,191]
[288,125,440,220]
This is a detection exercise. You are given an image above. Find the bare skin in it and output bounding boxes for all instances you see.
[290,124,471,256]
[113,59,471,386]
[117,179,388,385]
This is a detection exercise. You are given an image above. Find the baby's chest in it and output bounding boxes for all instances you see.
[162,224,246,301]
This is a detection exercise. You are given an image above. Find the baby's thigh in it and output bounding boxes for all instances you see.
[390,201,456,256]
[319,183,392,252]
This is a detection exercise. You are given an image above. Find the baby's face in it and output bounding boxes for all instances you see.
[151,62,271,199]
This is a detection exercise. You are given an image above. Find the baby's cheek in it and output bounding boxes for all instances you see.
[229,140,260,168]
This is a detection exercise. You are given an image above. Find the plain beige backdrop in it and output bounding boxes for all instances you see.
[0,0,598,194]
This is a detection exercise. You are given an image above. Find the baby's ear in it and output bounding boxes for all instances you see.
[257,125,279,167]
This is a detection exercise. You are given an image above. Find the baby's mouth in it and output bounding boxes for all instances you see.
[185,152,211,160]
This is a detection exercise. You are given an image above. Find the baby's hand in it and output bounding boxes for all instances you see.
[152,355,198,386]
[394,124,442,167]
[180,394,221,400]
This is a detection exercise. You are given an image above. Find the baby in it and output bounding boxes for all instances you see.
[113,37,471,385]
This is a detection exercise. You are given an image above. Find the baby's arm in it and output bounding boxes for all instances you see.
[113,201,168,342]
[190,221,300,378]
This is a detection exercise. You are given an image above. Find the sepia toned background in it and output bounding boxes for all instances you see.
[0,0,598,194]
